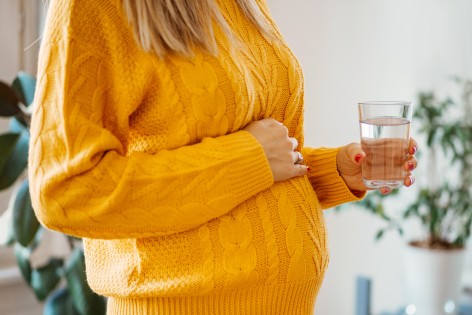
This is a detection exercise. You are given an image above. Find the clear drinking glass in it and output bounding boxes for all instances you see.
[358,101,413,189]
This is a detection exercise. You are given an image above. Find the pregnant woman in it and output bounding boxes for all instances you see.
[28,0,417,314]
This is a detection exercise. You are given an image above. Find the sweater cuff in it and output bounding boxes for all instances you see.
[303,147,365,209]
[215,130,274,201]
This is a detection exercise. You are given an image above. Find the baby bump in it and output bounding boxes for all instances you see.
[84,177,329,297]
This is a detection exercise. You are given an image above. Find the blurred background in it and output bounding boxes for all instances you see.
[1,0,472,314]
[268,0,472,314]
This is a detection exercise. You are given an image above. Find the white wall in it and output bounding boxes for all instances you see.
[267,0,472,314]
[0,0,43,271]
[0,0,41,81]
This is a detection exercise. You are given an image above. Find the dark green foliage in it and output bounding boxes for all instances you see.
[0,128,29,189]
[0,74,106,314]
[0,81,20,117]
[14,243,33,284]
[0,133,21,181]
[12,180,40,247]
[30,258,64,301]
[65,248,107,315]
[44,288,80,315]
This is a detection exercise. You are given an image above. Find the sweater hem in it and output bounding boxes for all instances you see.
[106,279,318,315]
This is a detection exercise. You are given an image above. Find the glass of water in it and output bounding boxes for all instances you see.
[358,101,413,189]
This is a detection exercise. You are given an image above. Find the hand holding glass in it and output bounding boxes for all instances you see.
[358,101,413,189]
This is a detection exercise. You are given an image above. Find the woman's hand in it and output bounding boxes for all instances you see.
[244,118,308,182]
[337,138,418,195]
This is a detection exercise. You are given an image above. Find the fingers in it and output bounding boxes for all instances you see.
[404,139,417,187]
[409,138,418,155]
[337,143,365,176]
[263,118,284,126]
[283,155,308,179]
[286,163,309,178]
[379,187,392,195]
[245,118,306,182]
[404,155,418,172]
[290,137,298,151]
[404,174,415,187]
[295,164,309,176]
[292,151,304,164]
[260,119,298,151]
[343,142,366,164]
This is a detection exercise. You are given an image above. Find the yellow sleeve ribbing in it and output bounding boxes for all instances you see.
[302,147,365,209]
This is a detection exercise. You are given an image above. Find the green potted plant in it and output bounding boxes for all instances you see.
[357,78,472,315]
[0,73,106,315]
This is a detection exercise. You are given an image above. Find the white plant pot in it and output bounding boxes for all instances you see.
[403,243,466,315]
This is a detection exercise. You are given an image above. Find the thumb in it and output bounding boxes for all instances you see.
[337,143,365,175]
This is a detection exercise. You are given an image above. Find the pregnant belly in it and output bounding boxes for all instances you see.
[84,177,329,298]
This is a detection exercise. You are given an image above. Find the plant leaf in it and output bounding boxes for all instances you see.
[0,81,20,116]
[12,72,36,107]
[14,243,32,284]
[0,133,20,186]
[31,258,63,301]
[397,227,404,236]
[12,180,40,247]
[44,288,80,315]
[65,248,106,315]
[0,129,29,189]
[375,229,384,241]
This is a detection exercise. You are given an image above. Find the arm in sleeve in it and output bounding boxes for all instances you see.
[28,1,274,240]
[302,147,365,209]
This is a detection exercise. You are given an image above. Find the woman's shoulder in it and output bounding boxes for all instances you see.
[46,0,132,47]
[46,0,125,33]
[67,0,126,29]
[42,0,142,69]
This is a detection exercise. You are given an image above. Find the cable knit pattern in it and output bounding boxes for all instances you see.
[28,0,364,313]
[219,206,258,291]
[270,184,306,282]
[198,224,215,294]
[256,193,279,285]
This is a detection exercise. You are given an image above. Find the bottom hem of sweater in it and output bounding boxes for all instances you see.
[106,279,319,315]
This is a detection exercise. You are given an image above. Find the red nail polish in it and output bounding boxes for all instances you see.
[408,162,414,171]
[410,176,415,185]
[307,166,312,172]
[355,154,362,163]
[411,146,417,155]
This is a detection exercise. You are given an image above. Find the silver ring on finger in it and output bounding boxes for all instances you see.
[295,151,303,164]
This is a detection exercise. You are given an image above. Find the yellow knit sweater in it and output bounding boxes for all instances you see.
[29,0,362,314]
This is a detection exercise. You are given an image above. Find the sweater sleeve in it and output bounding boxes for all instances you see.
[28,0,274,239]
[302,147,365,209]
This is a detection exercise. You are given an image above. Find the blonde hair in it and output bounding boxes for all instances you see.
[121,0,273,57]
